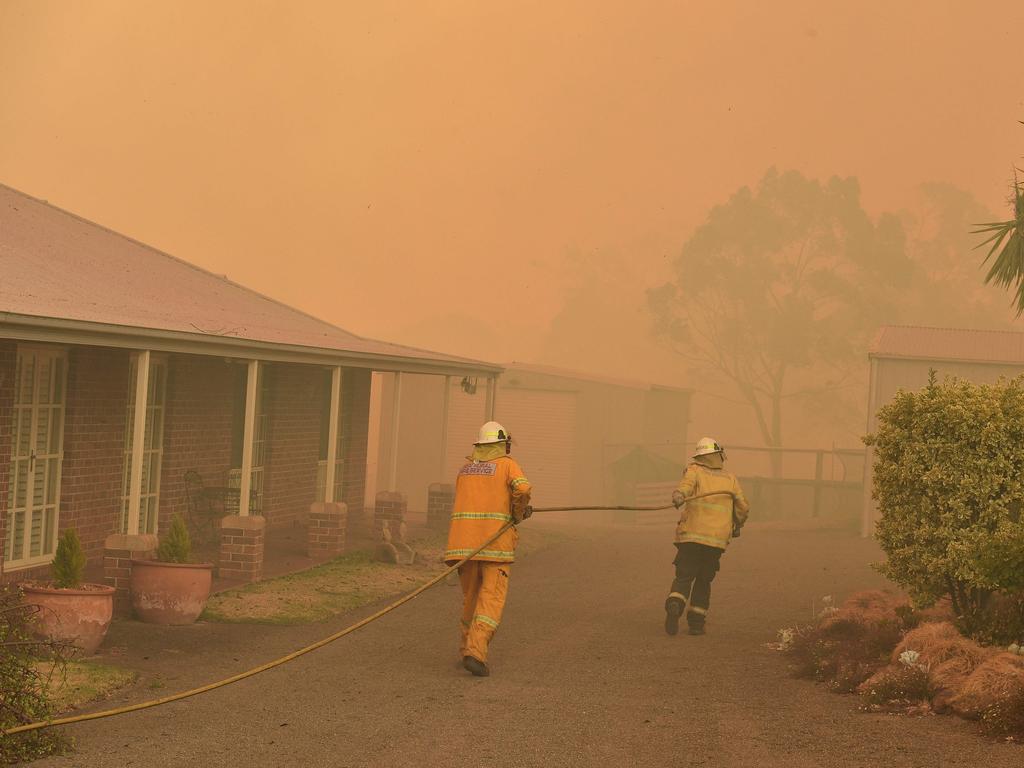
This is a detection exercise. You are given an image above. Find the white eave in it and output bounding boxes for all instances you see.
[0,311,502,377]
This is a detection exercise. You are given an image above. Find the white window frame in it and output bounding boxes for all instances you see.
[4,345,68,571]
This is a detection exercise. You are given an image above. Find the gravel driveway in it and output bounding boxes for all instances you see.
[31,520,1022,767]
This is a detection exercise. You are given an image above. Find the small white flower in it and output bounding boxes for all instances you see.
[775,627,795,651]
[899,650,921,668]
[821,595,833,606]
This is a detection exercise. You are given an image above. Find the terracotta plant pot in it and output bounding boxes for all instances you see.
[129,559,214,625]
[20,582,116,656]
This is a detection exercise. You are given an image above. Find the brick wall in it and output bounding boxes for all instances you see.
[263,363,322,529]
[427,482,455,531]
[160,354,237,528]
[0,346,376,581]
[0,341,15,577]
[58,346,131,560]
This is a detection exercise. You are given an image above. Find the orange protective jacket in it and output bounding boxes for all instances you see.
[674,463,749,550]
[444,455,532,565]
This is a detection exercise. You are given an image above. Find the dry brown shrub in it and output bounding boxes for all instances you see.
[858,622,994,711]
[949,652,1024,720]
[820,590,907,631]
[891,621,965,664]
[931,651,997,712]
[858,663,933,709]
[786,590,910,692]
[980,681,1024,738]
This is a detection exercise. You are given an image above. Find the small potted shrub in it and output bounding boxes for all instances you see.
[20,528,115,655]
[129,515,213,625]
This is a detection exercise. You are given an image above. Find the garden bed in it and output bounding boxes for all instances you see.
[775,590,1024,741]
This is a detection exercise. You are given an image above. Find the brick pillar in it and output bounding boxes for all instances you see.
[308,501,347,558]
[427,483,454,531]
[219,515,265,582]
[103,533,159,615]
[374,491,407,534]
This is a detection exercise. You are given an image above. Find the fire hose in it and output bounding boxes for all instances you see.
[3,491,734,737]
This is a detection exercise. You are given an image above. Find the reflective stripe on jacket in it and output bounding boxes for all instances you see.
[445,456,532,564]
[674,463,749,550]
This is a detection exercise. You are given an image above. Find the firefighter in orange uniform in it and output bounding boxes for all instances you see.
[445,421,532,677]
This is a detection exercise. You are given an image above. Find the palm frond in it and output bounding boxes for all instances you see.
[973,179,1024,316]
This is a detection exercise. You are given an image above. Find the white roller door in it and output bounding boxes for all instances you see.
[496,388,577,509]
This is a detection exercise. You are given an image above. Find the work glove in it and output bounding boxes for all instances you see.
[672,490,684,509]
[732,524,742,539]
[512,504,533,524]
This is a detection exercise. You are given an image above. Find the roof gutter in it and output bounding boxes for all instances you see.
[0,312,503,378]
[868,351,1024,367]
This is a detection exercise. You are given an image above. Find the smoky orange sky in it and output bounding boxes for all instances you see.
[2,1,1023,372]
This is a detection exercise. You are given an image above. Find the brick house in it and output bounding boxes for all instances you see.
[0,184,500,603]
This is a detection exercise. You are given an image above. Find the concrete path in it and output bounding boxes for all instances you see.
[33,521,1022,767]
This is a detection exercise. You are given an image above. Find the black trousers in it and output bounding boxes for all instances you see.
[667,542,723,627]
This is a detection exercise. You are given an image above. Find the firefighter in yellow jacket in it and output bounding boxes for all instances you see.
[445,421,532,677]
[664,437,750,636]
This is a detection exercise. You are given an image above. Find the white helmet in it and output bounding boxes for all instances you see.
[693,436,724,458]
[476,421,511,445]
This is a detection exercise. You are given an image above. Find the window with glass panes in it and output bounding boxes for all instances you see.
[5,347,67,569]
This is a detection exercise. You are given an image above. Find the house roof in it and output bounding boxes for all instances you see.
[869,325,1024,366]
[0,184,500,376]
[502,361,691,393]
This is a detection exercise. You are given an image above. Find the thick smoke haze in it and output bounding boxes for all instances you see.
[2,0,1023,448]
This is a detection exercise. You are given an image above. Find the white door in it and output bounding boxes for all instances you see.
[5,348,67,569]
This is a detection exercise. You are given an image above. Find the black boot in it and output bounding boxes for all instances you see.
[664,599,683,636]
[463,656,490,677]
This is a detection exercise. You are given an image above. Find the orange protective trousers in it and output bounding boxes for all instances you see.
[458,561,510,663]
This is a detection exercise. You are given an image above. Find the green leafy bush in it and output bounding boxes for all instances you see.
[156,515,192,564]
[51,529,86,590]
[865,372,1024,638]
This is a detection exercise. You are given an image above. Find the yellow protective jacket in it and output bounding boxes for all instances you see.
[444,454,532,565]
[674,462,749,550]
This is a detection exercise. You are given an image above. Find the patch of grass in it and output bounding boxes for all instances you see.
[203,525,562,625]
[34,660,138,713]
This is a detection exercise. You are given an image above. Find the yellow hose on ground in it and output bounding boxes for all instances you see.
[4,491,731,737]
